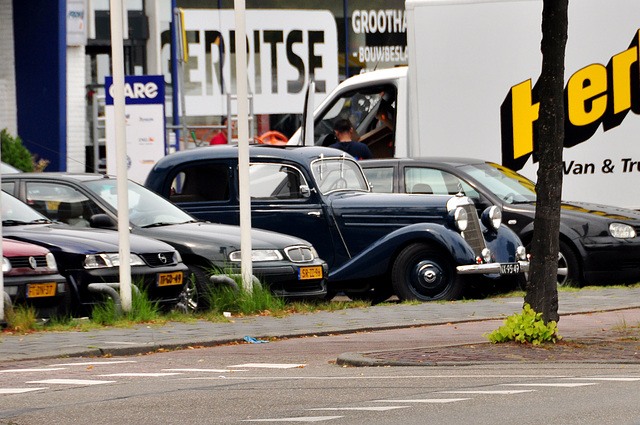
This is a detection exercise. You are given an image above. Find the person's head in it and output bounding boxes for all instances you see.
[334,119,355,141]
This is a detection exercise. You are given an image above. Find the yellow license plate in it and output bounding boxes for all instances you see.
[27,282,57,298]
[157,271,183,287]
[298,266,323,280]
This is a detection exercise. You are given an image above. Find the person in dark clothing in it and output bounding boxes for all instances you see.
[329,119,374,160]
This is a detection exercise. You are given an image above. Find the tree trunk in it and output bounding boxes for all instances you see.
[523,0,568,324]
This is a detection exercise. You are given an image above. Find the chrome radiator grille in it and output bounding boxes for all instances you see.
[460,204,486,257]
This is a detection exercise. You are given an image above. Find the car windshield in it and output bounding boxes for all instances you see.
[459,162,537,204]
[2,191,52,224]
[83,179,196,227]
[311,157,370,194]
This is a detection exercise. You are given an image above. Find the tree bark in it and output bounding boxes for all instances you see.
[523,0,568,324]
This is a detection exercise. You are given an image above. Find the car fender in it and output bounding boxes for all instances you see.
[328,222,476,282]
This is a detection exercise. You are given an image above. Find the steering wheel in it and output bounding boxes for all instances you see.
[328,178,348,191]
[254,131,288,145]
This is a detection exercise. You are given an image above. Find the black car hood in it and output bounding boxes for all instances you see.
[328,191,451,218]
[508,200,640,224]
[3,223,175,255]
[137,221,314,253]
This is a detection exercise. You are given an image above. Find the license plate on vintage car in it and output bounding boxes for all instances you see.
[298,266,323,280]
[157,272,183,287]
[27,282,57,298]
[500,263,520,275]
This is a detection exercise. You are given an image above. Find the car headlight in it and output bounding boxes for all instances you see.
[609,222,636,239]
[454,207,468,232]
[173,251,182,264]
[228,249,284,262]
[481,205,502,230]
[84,253,145,269]
[45,252,58,271]
[2,257,11,273]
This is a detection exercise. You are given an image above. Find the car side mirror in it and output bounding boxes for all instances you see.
[90,213,117,229]
[299,184,311,198]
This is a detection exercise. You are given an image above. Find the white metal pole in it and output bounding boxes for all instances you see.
[109,0,132,312]
[234,0,253,292]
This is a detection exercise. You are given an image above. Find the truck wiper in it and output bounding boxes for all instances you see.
[2,219,29,226]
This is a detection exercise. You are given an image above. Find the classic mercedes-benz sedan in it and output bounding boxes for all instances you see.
[144,145,529,302]
[360,157,640,287]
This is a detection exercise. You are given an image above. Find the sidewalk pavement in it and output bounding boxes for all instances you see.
[1,287,640,363]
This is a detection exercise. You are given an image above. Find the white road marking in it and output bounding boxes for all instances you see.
[0,368,66,373]
[26,379,116,385]
[228,363,306,369]
[0,388,48,394]
[501,383,598,388]
[440,390,535,395]
[308,407,408,411]
[375,398,470,403]
[163,368,246,373]
[98,373,183,377]
[241,417,342,422]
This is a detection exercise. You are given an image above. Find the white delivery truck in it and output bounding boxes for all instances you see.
[290,0,640,209]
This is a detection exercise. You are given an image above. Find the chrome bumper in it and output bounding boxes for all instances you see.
[456,260,530,275]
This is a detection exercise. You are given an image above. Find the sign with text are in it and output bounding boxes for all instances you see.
[105,75,166,184]
[174,9,339,116]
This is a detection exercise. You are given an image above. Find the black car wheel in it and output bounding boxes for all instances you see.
[174,274,199,313]
[186,265,212,310]
[557,240,581,287]
[524,240,581,288]
[391,243,463,301]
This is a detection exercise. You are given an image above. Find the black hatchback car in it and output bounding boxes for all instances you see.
[360,157,640,287]
[2,192,189,315]
[2,174,328,308]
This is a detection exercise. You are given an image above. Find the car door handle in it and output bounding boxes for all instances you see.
[308,211,321,217]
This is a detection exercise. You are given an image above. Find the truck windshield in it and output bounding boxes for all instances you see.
[459,162,537,204]
[311,158,370,194]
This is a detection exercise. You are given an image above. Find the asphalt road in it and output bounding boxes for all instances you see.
[2,316,640,425]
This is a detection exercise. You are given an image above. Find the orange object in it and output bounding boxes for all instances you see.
[255,131,288,145]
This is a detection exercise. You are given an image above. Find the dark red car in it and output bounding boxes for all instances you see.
[3,238,69,318]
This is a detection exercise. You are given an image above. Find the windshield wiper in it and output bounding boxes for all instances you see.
[2,219,30,226]
[29,218,52,224]
[140,222,179,228]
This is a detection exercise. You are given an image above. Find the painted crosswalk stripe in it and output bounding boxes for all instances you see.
[228,363,306,369]
[26,379,115,385]
[241,417,342,422]
[98,373,183,377]
[0,388,48,394]
[375,398,470,403]
[440,390,535,395]
[501,383,598,388]
[308,407,408,411]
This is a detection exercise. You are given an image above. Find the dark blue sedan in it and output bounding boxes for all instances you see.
[145,145,529,302]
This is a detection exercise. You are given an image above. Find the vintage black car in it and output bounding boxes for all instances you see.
[360,157,640,287]
[2,174,328,308]
[2,192,189,315]
[144,145,529,302]
[3,238,69,318]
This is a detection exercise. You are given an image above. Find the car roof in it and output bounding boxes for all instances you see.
[3,172,112,182]
[359,157,490,167]
[153,144,354,170]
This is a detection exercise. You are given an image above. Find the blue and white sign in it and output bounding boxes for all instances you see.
[105,75,166,184]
